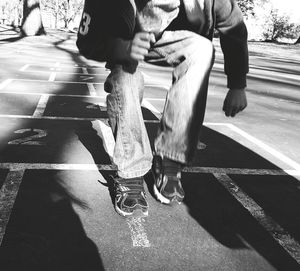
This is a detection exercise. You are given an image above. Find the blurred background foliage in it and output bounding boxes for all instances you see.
[0,0,299,43]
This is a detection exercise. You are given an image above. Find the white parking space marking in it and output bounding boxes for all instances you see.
[0,163,115,171]
[0,90,104,99]
[9,78,104,85]
[16,68,109,76]
[19,64,30,72]
[0,169,25,245]
[0,90,299,177]
[213,173,300,264]
[48,62,60,82]
[142,109,297,172]
[0,114,108,122]
[33,94,49,117]
[0,163,297,176]
[0,79,13,90]
[82,68,97,96]
[0,106,300,177]
[87,83,97,96]
[185,167,300,176]
[126,217,151,247]
[225,124,300,172]
[145,84,169,90]
[48,72,57,82]
[82,67,88,74]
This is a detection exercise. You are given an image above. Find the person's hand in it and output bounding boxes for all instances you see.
[222,88,247,117]
[128,32,156,61]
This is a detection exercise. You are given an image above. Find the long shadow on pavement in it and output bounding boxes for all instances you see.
[144,120,300,271]
[0,32,106,270]
[0,170,105,271]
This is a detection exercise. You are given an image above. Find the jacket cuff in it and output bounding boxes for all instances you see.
[227,74,247,89]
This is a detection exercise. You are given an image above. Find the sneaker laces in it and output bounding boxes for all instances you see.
[114,177,145,195]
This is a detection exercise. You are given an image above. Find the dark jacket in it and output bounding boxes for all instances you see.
[77,0,249,89]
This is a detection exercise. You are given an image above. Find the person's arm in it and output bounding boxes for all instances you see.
[76,0,137,62]
[107,32,156,65]
[215,0,249,117]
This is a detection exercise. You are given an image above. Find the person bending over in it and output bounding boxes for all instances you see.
[77,0,249,217]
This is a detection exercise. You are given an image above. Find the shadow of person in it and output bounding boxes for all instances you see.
[0,171,105,271]
[183,126,300,270]
[75,120,116,208]
[143,117,300,271]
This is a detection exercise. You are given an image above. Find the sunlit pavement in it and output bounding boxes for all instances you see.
[0,28,300,271]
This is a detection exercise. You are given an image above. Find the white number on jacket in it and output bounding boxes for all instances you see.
[79,12,91,36]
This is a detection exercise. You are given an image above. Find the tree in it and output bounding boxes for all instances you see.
[236,0,255,18]
[42,0,83,29]
[0,0,22,26]
[263,8,298,42]
[21,0,45,36]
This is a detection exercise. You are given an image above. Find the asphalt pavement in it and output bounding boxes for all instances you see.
[0,27,300,271]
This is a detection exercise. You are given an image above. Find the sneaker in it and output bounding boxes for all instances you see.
[152,156,185,204]
[113,176,148,217]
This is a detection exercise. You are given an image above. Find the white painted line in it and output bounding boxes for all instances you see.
[48,62,60,81]
[126,217,151,247]
[9,78,104,85]
[145,84,169,90]
[19,64,30,72]
[204,122,232,126]
[48,72,56,82]
[226,124,300,172]
[0,169,25,245]
[33,94,49,117]
[0,90,163,102]
[0,163,298,176]
[81,76,95,81]
[87,83,97,96]
[0,79,13,90]
[87,101,107,108]
[213,173,300,264]
[93,120,115,160]
[15,62,106,70]
[0,163,116,171]
[0,114,157,123]
[82,67,88,74]
[146,98,166,102]
[184,167,300,176]
[0,90,107,99]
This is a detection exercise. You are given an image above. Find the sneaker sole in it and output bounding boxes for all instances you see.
[115,204,148,218]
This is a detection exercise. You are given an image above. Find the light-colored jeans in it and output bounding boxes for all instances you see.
[104,31,215,178]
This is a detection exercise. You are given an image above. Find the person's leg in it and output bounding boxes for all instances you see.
[154,31,214,162]
[105,63,152,178]
[148,31,215,204]
[104,63,153,216]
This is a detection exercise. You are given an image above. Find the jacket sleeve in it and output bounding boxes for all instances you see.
[76,0,135,62]
[215,0,249,89]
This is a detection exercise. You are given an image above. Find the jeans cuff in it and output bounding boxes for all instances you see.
[117,163,152,179]
[154,150,187,165]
